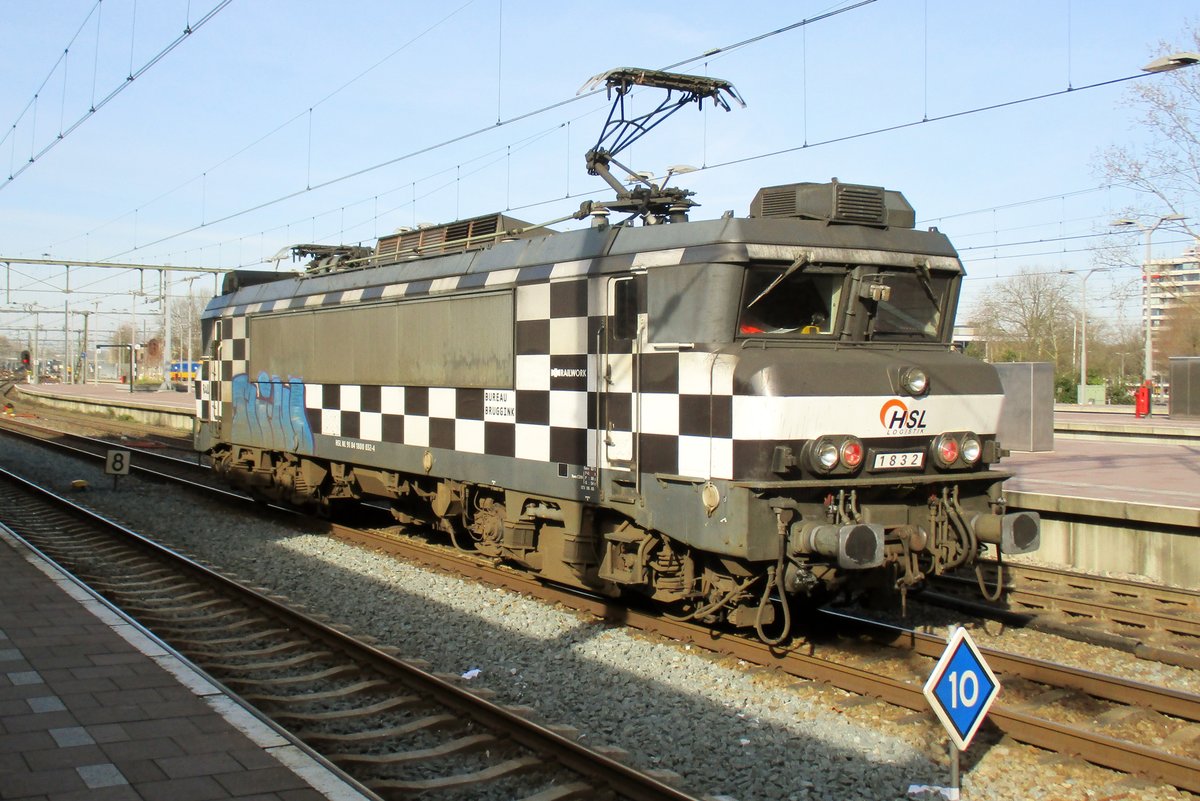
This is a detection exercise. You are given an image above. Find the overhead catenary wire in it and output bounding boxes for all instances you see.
[0,0,234,191]
[130,62,1179,274]
[702,73,1147,174]
[919,165,1194,226]
[4,1,1191,339]
[0,1,103,153]
[960,235,1194,268]
[91,1,880,261]
[36,0,488,255]
[103,66,1162,265]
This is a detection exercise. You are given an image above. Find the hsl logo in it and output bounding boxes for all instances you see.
[880,398,928,433]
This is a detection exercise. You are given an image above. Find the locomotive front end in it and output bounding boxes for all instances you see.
[610,179,1041,631]
[720,181,1039,603]
[728,341,1041,603]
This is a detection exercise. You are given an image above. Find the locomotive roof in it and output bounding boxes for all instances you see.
[202,211,961,319]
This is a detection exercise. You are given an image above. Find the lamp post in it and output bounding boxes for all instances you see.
[1110,214,1187,384]
[22,304,40,386]
[1064,268,1110,404]
[159,269,173,392]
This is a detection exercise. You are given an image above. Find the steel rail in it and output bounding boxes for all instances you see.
[331,526,1200,794]
[0,466,705,801]
[817,610,1200,722]
[5,418,1199,792]
[932,561,1200,668]
[996,561,1199,621]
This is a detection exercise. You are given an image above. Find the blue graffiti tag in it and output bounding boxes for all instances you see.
[230,372,314,454]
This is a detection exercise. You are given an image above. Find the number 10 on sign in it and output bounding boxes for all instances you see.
[923,626,1000,752]
[947,669,979,708]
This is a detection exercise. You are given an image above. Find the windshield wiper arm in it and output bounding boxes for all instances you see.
[747,253,811,309]
[914,260,937,304]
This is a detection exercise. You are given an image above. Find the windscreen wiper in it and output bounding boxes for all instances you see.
[914,260,937,304]
[747,253,811,309]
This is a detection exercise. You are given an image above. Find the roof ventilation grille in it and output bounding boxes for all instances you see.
[749,179,915,228]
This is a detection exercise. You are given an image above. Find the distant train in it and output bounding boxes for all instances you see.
[169,361,201,384]
[194,69,1038,640]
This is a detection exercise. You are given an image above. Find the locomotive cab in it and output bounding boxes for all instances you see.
[623,180,1039,615]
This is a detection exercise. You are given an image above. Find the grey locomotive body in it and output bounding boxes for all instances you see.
[195,178,1038,638]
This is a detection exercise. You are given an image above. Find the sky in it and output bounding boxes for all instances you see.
[0,0,1197,351]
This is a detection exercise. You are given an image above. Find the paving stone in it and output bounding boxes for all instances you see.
[24,743,110,772]
[215,765,311,795]
[156,751,245,780]
[26,695,67,713]
[51,785,142,801]
[0,520,365,801]
[111,757,168,784]
[50,726,96,747]
[100,736,186,763]
[135,775,227,801]
[7,670,44,685]
[1,709,77,734]
[86,723,131,744]
[0,766,86,796]
[77,762,130,789]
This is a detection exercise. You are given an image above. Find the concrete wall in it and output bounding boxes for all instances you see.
[1008,489,1199,588]
[18,391,194,433]
[1030,519,1197,589]
[995,362,1055,452]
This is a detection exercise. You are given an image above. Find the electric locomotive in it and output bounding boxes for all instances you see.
[195,69,1038,640]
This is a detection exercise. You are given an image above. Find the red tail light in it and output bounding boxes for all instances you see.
[937,436,960,466]
[841,439,864,468]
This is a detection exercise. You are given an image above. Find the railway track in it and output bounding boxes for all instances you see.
[0,466,704,801]
[928,562,1200,669]
[330,523,1200,794]
[3,419,1200,793]
[21,416,1199,666]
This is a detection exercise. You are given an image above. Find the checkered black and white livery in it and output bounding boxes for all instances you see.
[195,179,1039,638]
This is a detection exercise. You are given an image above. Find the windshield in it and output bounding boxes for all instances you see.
[738,266,844,336]
[869,271,950,341]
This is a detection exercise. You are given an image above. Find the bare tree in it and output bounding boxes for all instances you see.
[1100,24,1200,239]
[169,294,206,363]
[1158,301,1200,358]
[111,324,133,347]
[967,269,1077,368]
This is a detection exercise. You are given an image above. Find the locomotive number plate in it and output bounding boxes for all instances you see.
[872,451,924,470]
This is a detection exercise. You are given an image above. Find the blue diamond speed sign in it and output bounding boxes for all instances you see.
[923,627,1000,751]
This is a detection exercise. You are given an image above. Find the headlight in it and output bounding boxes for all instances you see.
[960,434,982,465]
[814,440,840,471]
[809,436,865,473]
[900,366,929,396]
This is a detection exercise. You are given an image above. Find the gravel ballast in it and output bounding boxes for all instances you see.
[1,435,1195,801]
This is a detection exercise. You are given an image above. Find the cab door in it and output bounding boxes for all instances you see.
[601,274,641,472]
[197,319,222,430]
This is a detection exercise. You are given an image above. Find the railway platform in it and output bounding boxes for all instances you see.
[1001,409,1199,588]
[8,381,194,433]
[1053,402,1200,442]
[10,381,195,410]
[0,526,371,801]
